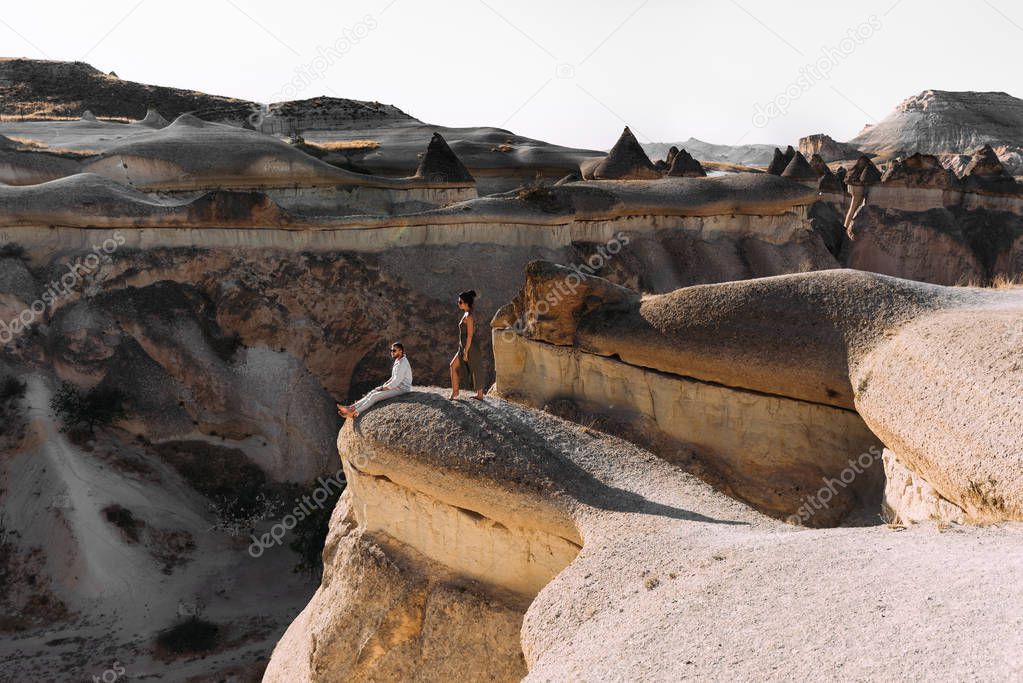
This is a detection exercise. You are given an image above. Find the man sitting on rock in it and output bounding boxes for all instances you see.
[337,342,412,419]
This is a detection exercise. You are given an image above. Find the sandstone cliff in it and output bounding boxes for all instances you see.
[266,384,1023,680]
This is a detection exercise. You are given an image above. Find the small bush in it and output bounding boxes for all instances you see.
[50,383,127,433]
[517,176,564,213]
[155,617,220,657]
[102,504,143,543]
[0,377,26,403]
[289,481,345,577]
[0,243,27,261]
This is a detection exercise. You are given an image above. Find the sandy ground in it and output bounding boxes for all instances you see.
[0,375,320,681]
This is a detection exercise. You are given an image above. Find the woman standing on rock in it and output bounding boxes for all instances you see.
[449,290,484,400]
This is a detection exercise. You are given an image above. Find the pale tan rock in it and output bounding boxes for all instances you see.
[882,448,966,525]
[264,496,528,683]
[269,389,1023,681]
[498,263,1023,523]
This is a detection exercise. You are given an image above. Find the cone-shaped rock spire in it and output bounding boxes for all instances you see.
[780,151,818,181]
[415,132,474,183]
[880,153,958,188]
[766,145,796,175]
[589,127,660,180]
[845,155,882,186]
[666,148,707,177]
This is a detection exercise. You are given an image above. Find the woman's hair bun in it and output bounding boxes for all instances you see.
[459,290,478,307]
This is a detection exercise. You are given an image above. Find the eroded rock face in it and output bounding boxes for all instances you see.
[845,155,883,186]
[780,151,818,181]
[799,133,863,162]
[849,90,1023,162]
[270,388,1023,681]
[846,205,1023,285]
[495,263,1023,525]
[881,153,958,189]
[263,498,529,682]
[882,448,966,525]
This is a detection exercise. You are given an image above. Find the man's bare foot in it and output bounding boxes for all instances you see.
[472,393,485,400]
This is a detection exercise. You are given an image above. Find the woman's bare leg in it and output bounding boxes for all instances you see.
[448,356,461,399]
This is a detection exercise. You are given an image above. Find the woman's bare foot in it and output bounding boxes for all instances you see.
[448,392,459,400]
[473,392,485,400]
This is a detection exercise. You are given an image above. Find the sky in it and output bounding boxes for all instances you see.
[1,0,1020,150]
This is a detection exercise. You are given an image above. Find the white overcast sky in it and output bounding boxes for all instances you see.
[1,0,1019,150]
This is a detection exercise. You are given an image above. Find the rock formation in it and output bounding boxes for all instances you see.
[137,107,170,128]
[581,127,660,180]
[880,152,958,188]
[665,147,706,177]
[798,133,863,162]
[665,145,679,166]
[493,263,1023,525]
[850,90,1023,173]
[766,145,796,175]
[845,155,883,186]
[414,132,475,183]
[809,153,845,194]
[961,144,1021,194]
[780,151,818,182]
[266,263,1023,678]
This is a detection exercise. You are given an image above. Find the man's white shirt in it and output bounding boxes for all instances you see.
[387,356,413,391]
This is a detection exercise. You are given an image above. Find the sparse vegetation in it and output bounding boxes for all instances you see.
[155,616,221,658]
[102,504,143,543]
[50,382,127,434]
[305,139,380,152]
[0,243,27,261]
[517,175,564,213]
[151,440,287,534]
[0,376,26,403]
[289,480,345,577]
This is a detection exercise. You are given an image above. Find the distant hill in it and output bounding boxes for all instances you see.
[848,90,1023,173]
[642,137,779,167]
[0,58,413,127]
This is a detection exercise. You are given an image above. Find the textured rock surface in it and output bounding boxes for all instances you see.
[496,264,1023,525]
[268,389,1023,681]
[799,133,863,162]
[849,90,1023,170]
[264,493,529,683]
[882,448,966,525]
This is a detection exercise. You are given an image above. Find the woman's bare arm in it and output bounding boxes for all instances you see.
[464,315,474,360]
